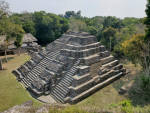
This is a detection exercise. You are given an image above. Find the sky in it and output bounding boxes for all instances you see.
[5,0,147,18]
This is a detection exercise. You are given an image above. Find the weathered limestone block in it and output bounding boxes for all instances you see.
[61,47,101,58]
[77,66,90,76]
[17,65,30,77]
[99,70,115,81]
[99,51,110,58]
[72,73,92,87]
[12,70,23,81]
[113,64,123,70]
[28,60,36,68]
[101,60,119,69]
[98,68,110,75]
[69,79,94,97]
[100,55,114,65]
[80,54,100,66]
[99,45,106,52]
[39,49,47,57]
[24,62,32,70]
[40,70,53,82]
[66,42,101,51]
[68,35,97,46]
[31,52,43,63]
[30,78,48,95]
[46,61,63,74]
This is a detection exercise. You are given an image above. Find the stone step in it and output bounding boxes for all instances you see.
[65,77,74,81]
[66,69,77,75]
[24,63,32,70]
[99,45,106,52]
[55,88,68,97]
[51,89,64,100]
[72,73,91,87]
[27,75,36,82]
[56,85,68,93]
[66,42,101,50]
[99,51,110,58]
[99,70,115,81]
[28,72,37,78]
[51,93,64,103]
[26,60,36,69]
[57,82,69,90]
[59,79,71,86]
[62,77,72,83]
[61,79,70,85]
[45,69,55,76]
[64,34,97,45]
[70,79,94,97]
[52,88,66,98]
[80,53,100,65]
[61,46,101,58]
[13,69,23,80]
[101,60,119,69]
[21,78,30,87]
[100,55,114,65]
[60,81,70,87]
[68,72,123,104]
[38,50,47,57]
[113,64,123,70]
[77,66,90,76]
[98,64,123,77]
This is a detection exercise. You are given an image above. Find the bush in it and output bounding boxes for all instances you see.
[119,100,133,113]
[140,75,150,92]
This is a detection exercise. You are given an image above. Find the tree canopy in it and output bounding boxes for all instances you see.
[144,0,150,40]
[9,11,69,45]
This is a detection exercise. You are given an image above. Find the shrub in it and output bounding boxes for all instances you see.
[119,100,133,113]
[140,74,150,92]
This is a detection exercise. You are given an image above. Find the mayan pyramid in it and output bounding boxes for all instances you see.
[13,32,126,104]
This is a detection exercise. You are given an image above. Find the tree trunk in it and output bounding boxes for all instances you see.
[110,37,112,51]
[18,47,21,56]
[0,58,3,70]
[4,49,8,63]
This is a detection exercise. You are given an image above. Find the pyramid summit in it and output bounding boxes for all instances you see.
[13,32,126,104]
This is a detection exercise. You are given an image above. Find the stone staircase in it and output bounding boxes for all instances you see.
[21,51,60,88]
[50,59,81,103]
[99,57,124,83]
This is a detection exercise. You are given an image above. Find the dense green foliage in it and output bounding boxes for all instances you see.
[64,10,81,19]
[144,0,150,40]
[121,34,147,67]
[33,11,68,45]
[10,11,69,45]
[0,0,24,53]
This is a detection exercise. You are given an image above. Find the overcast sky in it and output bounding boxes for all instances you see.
[5,0,147,18]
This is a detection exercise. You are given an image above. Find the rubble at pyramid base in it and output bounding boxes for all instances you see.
[13,32,126,104]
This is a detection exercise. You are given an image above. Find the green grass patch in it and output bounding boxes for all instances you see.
[0,54,42,112]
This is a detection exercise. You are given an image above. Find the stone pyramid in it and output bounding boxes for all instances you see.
[13,32,126,104]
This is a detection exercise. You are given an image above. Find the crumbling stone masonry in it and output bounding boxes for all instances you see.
[12,32,126,104]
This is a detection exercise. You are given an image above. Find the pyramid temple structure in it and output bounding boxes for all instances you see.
[13,32,126,104]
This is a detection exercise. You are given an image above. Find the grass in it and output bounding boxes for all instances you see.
[0,54,42,112]
[75,85,125,112]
